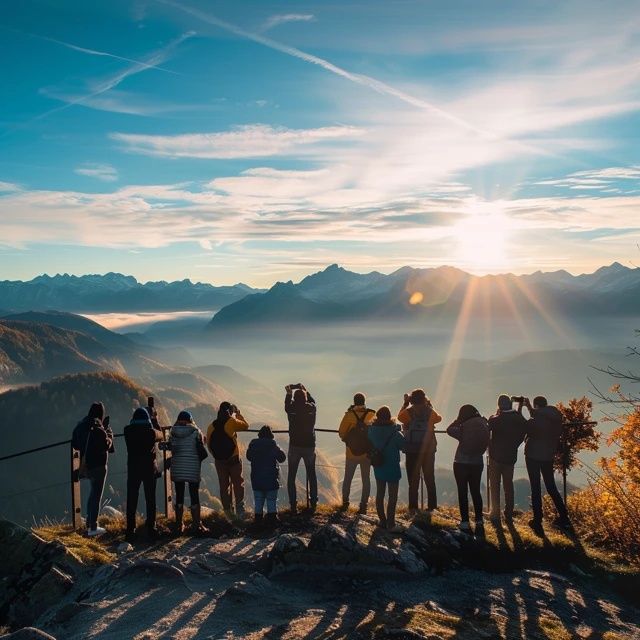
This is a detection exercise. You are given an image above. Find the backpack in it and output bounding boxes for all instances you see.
[368,428,396,468]
[208,419,235,460]
[405,406,433,454]
[344,408,373,456]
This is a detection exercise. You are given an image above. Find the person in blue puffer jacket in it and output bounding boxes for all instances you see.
[246,425,286,526]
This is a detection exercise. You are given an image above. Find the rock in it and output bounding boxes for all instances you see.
[395,546,426,574]
[308,524,357,556]
[117,542,133,554]
[268,533,307,571]
[0,628,57,640]
[366,543,396,564]
[116,559,185,582]
[22,566,74,621]
[101,506,123,519]
[224,572,273,598]
[405,525,428,547]
[441,531,461,549]
[569,563,591,577]
[52,602,94,624]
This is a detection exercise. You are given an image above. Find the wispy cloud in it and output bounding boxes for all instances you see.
[535,166,640,192]
[261,14,315,32]
[111,124,364,158]
[74,163,118,182]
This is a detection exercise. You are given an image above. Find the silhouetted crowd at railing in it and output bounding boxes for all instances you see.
[71,384,571,542]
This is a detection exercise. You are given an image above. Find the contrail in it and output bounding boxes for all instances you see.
[157,0,485,136]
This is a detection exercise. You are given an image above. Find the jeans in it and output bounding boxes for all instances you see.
[405,447,437,510]
[342,456,371,506]
[174,481,200,506]
[453,462,484,522]
[287,445,318,507]
[254,489,279,515]
[375,479,399,527]
[214,458,245,512]
[526,457,568,523]
[126,470,157,532]
[86,466,107,530]
[488,459,515,518]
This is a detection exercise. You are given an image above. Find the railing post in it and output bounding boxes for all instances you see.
[485,454,491,513]
[70,446,82,531]
[161,427,173,519]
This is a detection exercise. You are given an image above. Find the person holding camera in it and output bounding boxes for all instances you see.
[284,383,318,513]
[124,406,163,541]
[367,406,406,531]
[487,394,528,524]
[338,392,376,513]
[207,401,249,518]
[171,411,209,534]
[522,396,570,533]
[71,402,114,537]
[397,389,442,515]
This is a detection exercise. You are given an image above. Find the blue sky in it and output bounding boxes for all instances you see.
[1,0,639,286]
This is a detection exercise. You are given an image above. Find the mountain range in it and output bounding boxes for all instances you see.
[0,273,259,312]
[208,262,640,329]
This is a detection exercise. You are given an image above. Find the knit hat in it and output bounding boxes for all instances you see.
[258,425,274,439]
[88,402,105,421]
[132,407,150,422]
[176,410,194,424]
[497,394,512,411]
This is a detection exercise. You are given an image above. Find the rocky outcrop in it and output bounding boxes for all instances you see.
[0,521,80,629]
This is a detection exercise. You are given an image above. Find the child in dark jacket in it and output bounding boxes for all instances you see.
[246,425,286,525]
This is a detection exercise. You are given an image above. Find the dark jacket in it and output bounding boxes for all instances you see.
[524,405,564,462]
[488,410,528,465]
[124,413,162,475]
[447,416,489,465]
[72,416,114,470]
[246,437,287,492]
[285,391,317,448]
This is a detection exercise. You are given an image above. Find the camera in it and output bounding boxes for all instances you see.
[511,396,525,403]
[158,441,170,451]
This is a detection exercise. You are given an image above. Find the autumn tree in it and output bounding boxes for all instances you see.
[555,396,599,473]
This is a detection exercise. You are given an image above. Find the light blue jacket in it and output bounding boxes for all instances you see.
[367,422,406,482]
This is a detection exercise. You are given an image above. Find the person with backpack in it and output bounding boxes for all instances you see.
[398,389,442,515]
[367,406,406,532]
[170,410,209,534]
[71,402,114,537]
[124,407,163,542]
[446,404,490,537]
[338,392,375,513]
[246,425,287,526]
[206,401,249,518]
[522,396,570,534]
[487,394,528,525]
[285,384,318,513]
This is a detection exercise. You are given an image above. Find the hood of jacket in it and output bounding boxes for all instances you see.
[171,423,198,439]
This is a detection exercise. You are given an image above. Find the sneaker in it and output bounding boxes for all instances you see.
[459,521,471,533]
[87,526,106,537]
[474,521,486,539]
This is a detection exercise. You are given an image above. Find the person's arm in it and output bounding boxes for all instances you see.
[284,391,293,413]
[246,441,255,462]
[228,415,249,433]
[206,422,214,453]
[396,430,407,453]
[365,409,376,425]
[306,391,316,406]
[446,420,462,440]
[398,393,410,422]
[275,444,286,463]
[338,411,353,441]
[103,416,115,453]
[397,407,411,435]
[430,408,442,426]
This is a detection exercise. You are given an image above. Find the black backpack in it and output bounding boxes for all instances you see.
[208,419,235,460]
[405,406,433,454]
[344,408,373,456]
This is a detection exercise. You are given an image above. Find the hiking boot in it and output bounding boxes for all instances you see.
[474,521,486,539]
[174,505,185,536]
[125,530,136,543]
[357,503,368,515]
[528,518,544,536]
[87,526,106,537]
[458,521,471,534]
[309,502,318,514]
[290,504,298,515]
[339,501,350,512]
[377,517,387,529]
[265,512,280,527]
[190,505,209,535]
[253,513,264,528]
[147,527,159,541]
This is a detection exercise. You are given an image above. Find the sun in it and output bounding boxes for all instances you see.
[453,206,511,272]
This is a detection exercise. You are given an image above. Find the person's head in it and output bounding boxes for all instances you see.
[353,392,366,407]
[216,401,233,423]
[88,402,105,421]
[375,405,392,424]
[410,389,428,406]
[258,425,274,439]
[132,407,150,423]
[497,394,512,412]
[293,388,307,405]
[457,404,480,422]
[176,410,194,425]
[533,396,548,409]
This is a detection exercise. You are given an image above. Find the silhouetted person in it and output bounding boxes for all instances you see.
[72,402,114,537]
[367,406,406,532]
[487,394,527,524]
[124,407,162,542]
[398,389,442,514]
[246,425,286,526]
[207,401,249,518]
[447,404,489,537]
[170,411,208,534]
[285,384,318,513]
[338,392,375,513]
[523,396,570,533]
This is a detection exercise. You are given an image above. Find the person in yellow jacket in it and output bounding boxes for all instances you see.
[339,392,376,513]
[398,388,442,515]
[207,401,249,517]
